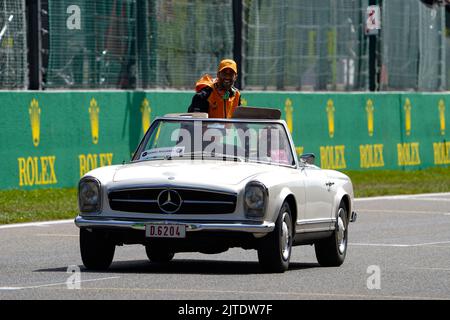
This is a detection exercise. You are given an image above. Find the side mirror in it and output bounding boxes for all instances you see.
[300,153,315,165]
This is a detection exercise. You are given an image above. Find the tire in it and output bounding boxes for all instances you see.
[315,202,348,267]
[145,245,175,263]
[80,228,115,271]
[257,202,293,273]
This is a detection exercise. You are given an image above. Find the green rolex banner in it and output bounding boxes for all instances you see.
[0,91,449,190]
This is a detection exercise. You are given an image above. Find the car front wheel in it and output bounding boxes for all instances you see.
[314,202,348,267]
[80,228,115,271]
[257,202,293,273]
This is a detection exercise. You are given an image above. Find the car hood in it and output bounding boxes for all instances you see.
[112,160,274,187]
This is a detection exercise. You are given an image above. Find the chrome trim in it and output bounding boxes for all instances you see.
[297,227,331,234]
[111,199,158,203]
[75,216,275,233]
[110,199,235,205]
[156,116,287,124]
[337,209,347,254]
[108,186,237,197]
[108,200,235,208]
[295,219,334,234]
[183,201,235,205]
[296,219,335,226]
[157,189,182,213]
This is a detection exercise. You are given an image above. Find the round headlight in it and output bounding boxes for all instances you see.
[245,185,265,210]
[79,178,101,213]
[244,182,267,218]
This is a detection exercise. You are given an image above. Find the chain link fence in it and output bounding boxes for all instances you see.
[380,0,446,91]
[45,0,137,89]
[0,0,449,91]
[0,0,27,89]
[242,0,370,91]
[138,0,234,88]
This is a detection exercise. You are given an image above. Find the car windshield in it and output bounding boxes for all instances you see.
[135,119,295,167]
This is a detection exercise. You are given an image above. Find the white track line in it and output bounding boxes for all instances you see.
[0,276,120,291]
[408,267,450,272]
[0,219,74,230]
[40,286,446,300]
[405,198,450,202]
[350,240,450,248]
[357,209,450,215]
[356,192,450,202]
[350,243,411,247]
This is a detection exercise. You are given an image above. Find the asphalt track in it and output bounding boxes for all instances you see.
[1,193,450,300]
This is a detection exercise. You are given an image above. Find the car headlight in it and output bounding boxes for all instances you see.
[244,182,267,218]
[78,177,102,213]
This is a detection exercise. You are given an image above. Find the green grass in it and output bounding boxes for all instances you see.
[1,167,450,224]
[0,188,78,224]
[343,167,450,198]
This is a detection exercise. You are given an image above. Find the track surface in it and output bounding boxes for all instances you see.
[1,193,450,300]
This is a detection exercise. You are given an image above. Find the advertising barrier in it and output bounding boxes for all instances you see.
[0,91,448,190]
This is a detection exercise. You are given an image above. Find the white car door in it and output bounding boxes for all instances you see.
[299,164,334,232]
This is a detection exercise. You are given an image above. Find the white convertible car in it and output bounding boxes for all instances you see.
[75,107,357,273]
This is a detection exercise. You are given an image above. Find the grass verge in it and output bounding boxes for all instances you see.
[1,167,449,224]
[0,188,78,224]
[344,167,450,198]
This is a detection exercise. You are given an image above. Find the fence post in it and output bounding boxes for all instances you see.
[439,5,446,90]
[26,0,43,90]
[368,0,379,91]
[233,0,243,89]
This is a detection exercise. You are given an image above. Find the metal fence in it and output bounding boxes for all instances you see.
[242,0,370,91]
[0,0,449,91]
[45,0,138,89]
[380,0,446,91]
[0,0,27,89]
[137,0,234,88]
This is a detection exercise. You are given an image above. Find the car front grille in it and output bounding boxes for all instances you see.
[108,188,237,214]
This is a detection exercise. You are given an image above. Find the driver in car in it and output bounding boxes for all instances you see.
[188,59,242,119]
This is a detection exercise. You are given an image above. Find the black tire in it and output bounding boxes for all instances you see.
[145,245,175,263]
[80,228,115,271]
[257,202,293,273]
[315,202,348,267]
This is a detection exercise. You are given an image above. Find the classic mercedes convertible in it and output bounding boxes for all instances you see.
[75,108,357,273]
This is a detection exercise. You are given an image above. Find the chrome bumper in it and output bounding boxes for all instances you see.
[74,216,275,233]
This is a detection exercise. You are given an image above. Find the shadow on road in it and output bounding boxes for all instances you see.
[35,259,320,275]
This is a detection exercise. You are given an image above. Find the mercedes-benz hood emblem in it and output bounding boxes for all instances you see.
[157,189,182,213]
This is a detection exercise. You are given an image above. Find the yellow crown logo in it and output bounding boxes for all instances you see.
[326,99,335,138]
[89,98,100,144]
[366,99,375,137]
[438,99,445,136]
[140,98,152,135]
[29,99,41,147]
[404,98,412,136]
[285,98,293,134]
[241,98,248,107]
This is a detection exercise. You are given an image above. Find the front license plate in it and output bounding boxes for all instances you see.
[145,224,186,238]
